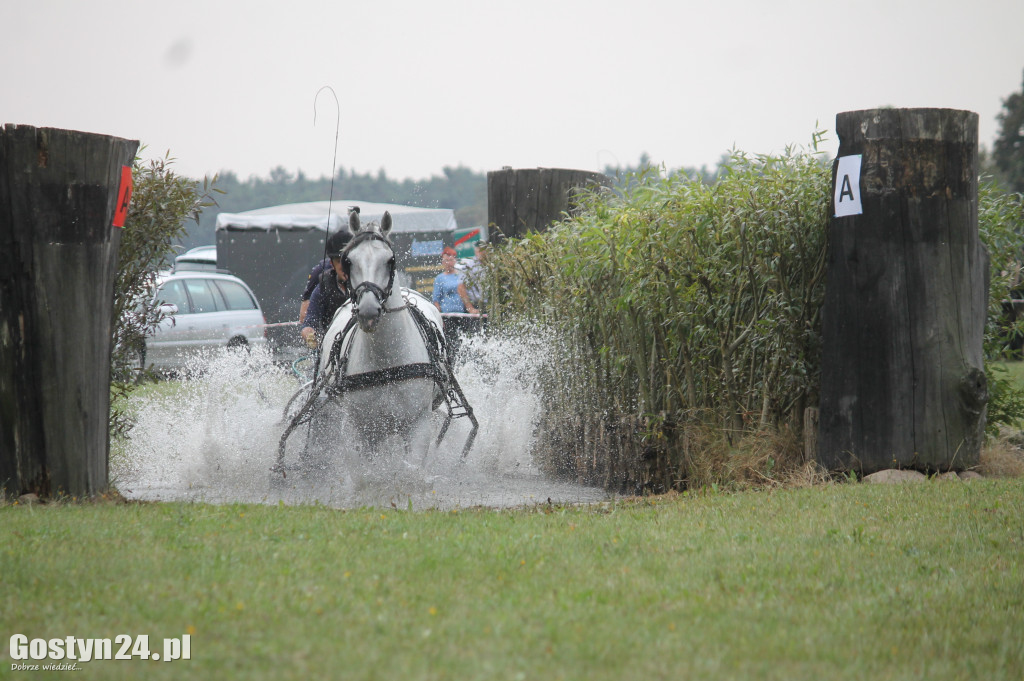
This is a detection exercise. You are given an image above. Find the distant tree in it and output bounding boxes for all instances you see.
[602,153,730,189]
[993,69,1024,194]
[602,152,656,184]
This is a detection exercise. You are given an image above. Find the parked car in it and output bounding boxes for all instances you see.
[144,270,268,372]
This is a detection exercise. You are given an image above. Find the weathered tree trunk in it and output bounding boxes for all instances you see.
[0,125,138,497]
[817,108,988,474]
[487,167,611,242]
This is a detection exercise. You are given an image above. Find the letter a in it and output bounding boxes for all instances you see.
[839,174,855,202]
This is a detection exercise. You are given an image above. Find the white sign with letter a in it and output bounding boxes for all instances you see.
[833,154,863,218]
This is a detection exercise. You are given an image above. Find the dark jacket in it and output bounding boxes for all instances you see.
[304,269,351,337]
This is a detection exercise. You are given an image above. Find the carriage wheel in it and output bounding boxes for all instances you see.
[282,380,314,422]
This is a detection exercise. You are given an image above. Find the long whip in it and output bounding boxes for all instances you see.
[314,85,341,261]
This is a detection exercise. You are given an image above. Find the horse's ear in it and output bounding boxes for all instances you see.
[381,211,392,236]
[349,209,362,234]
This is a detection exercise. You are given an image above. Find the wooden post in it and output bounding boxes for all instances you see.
[487,167,611,243]
[0,125,138,498]
[817,109,988,474]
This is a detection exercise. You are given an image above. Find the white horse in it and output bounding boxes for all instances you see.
[275,209,477,478]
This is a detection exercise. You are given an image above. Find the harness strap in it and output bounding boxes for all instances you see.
[406,301,448,368]
[326,314,358,372]
[327,362,437,394]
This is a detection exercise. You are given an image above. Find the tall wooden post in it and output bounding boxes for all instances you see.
[817,108,988,474]
[487,167,611,242]
[0,125,138,498]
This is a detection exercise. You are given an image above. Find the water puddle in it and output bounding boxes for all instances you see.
[112,330,610,510]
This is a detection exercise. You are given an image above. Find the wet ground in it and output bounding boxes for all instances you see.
[113,332,611,510]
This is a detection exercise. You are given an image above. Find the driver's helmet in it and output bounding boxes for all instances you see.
[326,229,352,258]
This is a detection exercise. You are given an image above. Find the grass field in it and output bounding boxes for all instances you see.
[3,479,1022,680]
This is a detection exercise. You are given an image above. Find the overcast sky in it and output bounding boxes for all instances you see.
[4,0,1023,183]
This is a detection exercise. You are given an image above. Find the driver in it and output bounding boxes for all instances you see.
[300,229,353,349]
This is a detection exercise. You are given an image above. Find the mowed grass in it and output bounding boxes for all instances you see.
[2,480,1022,680]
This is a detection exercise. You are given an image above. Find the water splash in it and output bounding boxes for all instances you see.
[113,331,609,509]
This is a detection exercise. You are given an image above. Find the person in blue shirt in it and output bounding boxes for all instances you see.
[432,246,477,361]
[432,246,477,314]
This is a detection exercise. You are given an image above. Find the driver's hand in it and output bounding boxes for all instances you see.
[303,332,319,349]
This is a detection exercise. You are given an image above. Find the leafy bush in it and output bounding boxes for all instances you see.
[109,155,217,439]
[979,182,1024,434]
[489,136,831,491]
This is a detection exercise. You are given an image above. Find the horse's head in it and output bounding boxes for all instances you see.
[343,209,395,333]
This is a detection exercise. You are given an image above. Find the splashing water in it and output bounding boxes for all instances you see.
[113,330,610,509]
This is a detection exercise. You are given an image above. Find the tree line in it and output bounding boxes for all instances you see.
[176,156,724,251]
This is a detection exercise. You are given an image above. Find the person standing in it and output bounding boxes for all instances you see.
[432,246,477,314]
[432,246,476,361]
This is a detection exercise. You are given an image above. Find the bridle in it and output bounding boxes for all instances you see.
[341,231,400,316]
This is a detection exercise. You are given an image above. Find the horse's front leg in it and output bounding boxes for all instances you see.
[404,411,436,468]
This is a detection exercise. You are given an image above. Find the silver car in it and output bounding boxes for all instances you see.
[145,271,268,371]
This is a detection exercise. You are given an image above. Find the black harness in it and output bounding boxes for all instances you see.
[321,299,446,401]
[274,233,479,474]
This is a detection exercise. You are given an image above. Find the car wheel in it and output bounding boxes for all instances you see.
[227,336,249,351]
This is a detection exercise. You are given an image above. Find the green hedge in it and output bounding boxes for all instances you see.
[486,140,1024,492]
